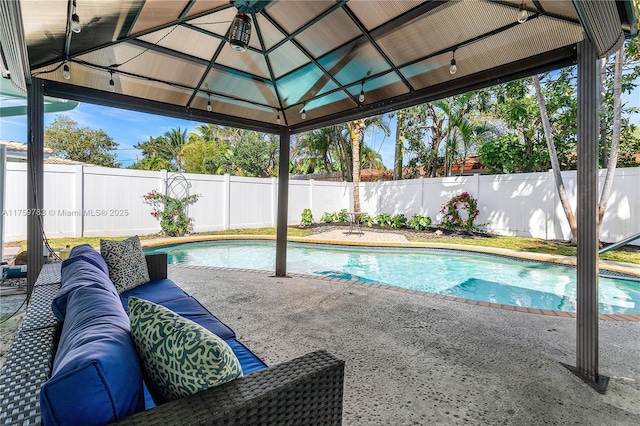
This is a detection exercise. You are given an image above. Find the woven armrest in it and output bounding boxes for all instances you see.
[145,253,167,281]
[112,350,345,425]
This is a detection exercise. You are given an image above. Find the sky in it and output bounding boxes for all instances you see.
[0,83,638,170]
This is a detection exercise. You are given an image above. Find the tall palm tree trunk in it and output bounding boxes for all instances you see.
[533,75,578,243]
[347,119,365,212]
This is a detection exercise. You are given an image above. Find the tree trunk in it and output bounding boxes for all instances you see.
[599,57,608,167]
[597,45,624,238]
[347,119,365,212]
[394,109,405,180]
[533,75,578,243]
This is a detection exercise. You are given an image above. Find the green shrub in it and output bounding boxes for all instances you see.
[336,209,349,223]
[408,214,432,231]
[300,208,314,227]
[320,212,335,223]
[390,214,407,229]
[359,214,374,227]
[376,213,392,227]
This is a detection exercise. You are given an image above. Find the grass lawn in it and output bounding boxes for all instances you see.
[5,227,639,265]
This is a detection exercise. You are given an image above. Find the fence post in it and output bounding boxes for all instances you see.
[74,165,84,237]
[159,169,168,194]
[223,174,231,230]
[271,177,277,227]
[309,179,314,214]
[419,176,424,211]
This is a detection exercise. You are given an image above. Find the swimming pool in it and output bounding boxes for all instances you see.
[146,240,640,315]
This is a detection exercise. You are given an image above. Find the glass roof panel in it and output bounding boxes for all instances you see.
[138,25,221,61]
[216,43,271,79]
[317,39,390,87]
[348,0,423,30]
[203,68,278,108]
[376,1,516,67]
[402,15,583,90]
[276,63,339,107]
[284,90,356,126]
[188,8,238,38]
[264,0,335,33]
[347,72,409,105]
[268,41,312,78]
[294,9,362,58]
[184,0,231,18]
[77,43,207,89]
[130,1,188,35]
[253,14,286,50]
[192,92,278,124]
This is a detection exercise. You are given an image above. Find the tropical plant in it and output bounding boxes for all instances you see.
[376,213,392,227]
[300,208,314,227]
[390,214,407,229]
[407,214,432,231]
[359,214,375,227]
[143,190,200,237]
[439,192,479,232]
[320,212,336,223]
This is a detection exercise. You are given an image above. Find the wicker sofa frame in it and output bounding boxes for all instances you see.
[0,254,345,425]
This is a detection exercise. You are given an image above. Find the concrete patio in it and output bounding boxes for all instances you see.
[173,264,640,425]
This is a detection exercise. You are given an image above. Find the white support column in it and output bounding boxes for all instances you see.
[275,128,291,277]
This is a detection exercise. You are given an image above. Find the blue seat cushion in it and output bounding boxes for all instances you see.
[62,244,109,275]
[41,285,145,426]
[159,296,236,340]
[120,278,188,307]
[225,339,268,375]
[54,249,116,322]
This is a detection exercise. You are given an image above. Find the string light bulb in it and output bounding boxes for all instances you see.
[301,104,306,120]
[449,50,457,75]
[359,80,365,103]
[71,1,81,33]
[276,113,281,125]
[109,70,115,92]
[62,63,71,80]
[207,93,212,112]
[517,1,528,24]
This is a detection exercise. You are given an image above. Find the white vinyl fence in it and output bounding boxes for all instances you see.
[1,163,639,245]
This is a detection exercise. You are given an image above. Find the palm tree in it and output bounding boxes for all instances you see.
[163,127,189,172]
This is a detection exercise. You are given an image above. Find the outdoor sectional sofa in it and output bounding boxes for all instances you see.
[0,244,344,425]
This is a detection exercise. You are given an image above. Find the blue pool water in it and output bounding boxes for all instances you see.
[146,241,640,315]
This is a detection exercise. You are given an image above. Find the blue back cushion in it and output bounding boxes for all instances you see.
[42,269,145,425]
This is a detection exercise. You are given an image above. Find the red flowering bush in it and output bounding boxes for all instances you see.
[143,190,199,237]
[439,192,480,232]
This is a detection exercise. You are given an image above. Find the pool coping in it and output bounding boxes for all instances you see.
[142,235,640,322]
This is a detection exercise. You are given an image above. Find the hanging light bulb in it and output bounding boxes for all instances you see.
[276,113,281,125]
[517,1,528,24]
[62,63,71,80]
[109,70,115,92]
[359,80,365,103]
[207,93,212,112]
[71,1,81,33]
[449,51,457,75]
[229,13,251,52]
[301,104,306,120]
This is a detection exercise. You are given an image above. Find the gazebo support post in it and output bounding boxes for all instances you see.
[275,126,291,277]
[561,40,609,394]
[26,77,45,300]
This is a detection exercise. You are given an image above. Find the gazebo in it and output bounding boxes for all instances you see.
[1,0,638,393]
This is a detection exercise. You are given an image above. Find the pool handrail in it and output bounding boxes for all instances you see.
[599,232,640,255]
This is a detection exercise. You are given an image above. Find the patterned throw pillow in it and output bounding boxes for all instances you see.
[128,297,243,402]
[100,236,150,293]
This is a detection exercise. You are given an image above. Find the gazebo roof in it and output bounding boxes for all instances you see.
[2,0,638,134]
